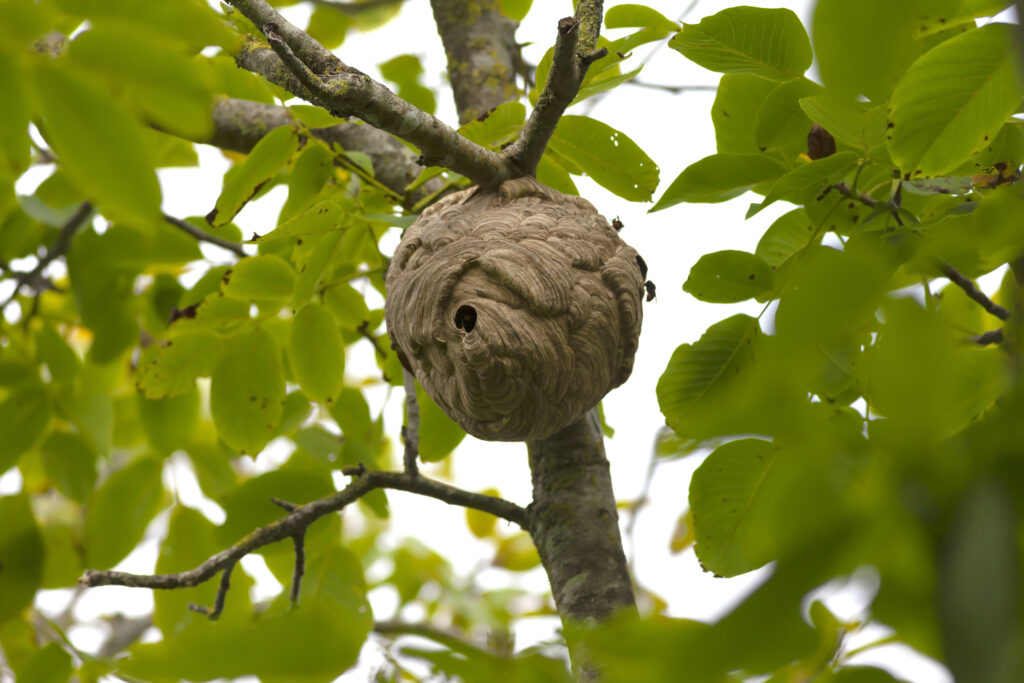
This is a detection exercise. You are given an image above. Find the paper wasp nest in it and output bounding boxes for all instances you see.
[385,177,644,442]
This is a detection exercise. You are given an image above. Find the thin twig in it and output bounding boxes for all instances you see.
[940,263,1011,321]
[290,533,305,605]
[164,215,246,257]
[501,16,606,176]
[80,468,528,611]
[375,620,494,659]
[402,369,420,475]
[1,201,91,308]
[358,321,387,359]
[189,561,236,621]
[973,329,1005,346]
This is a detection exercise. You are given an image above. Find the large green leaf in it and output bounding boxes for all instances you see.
[712,74,779,154]
[288,301,345,404]
[209,126,299,227]
[84,458,164,570]
[753,77,821,152]
[210,328,286,454]
[690,439,777,576]
[656,315,760,438]
[651,153,786,210]
[0,494,44,624]
[279,144,335,223]
[888,23,1023,177]
[67,21,213,139]
[683,250,774,303]
[17,642,72,683]
[605,4,679,31]
[0,52,30,178]
[217,469,334,551]
[40,430,97,504]
[457,102,525,148]
[32,63,161,224]
[0,382,52,472]
[670,7,811,80]
[755,209,817,268]
[547,115,659,201]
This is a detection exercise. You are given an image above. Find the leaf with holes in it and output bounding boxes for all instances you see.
[684,250,774,303]
[547,115,659,201]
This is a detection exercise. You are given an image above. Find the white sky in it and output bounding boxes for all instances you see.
[4,1,965,681]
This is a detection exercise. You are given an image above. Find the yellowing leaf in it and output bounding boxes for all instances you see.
[493,532,541,572]
[209,126,299,227]
[288,301,345,404]
[221,255,295,303]
[210,328,286,454]
[466,489,500,539]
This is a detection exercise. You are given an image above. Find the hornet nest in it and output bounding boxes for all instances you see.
[385,177,645,442]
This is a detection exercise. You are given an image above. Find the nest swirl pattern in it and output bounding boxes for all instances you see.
[385,177,645,442]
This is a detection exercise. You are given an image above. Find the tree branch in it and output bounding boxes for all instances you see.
[1,201,91,309]
[163,214,246,257]
[940,263,1011,322]
[430,0,519,124]
[402,368,420,475]
[80,467,527,599]
[226,0,510,186]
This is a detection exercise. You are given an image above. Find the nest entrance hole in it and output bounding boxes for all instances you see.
[454,305,477,333]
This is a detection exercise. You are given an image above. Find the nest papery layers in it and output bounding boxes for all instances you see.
[385,177,644,441]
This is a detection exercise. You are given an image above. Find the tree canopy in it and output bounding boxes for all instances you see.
[1,1,1023,682]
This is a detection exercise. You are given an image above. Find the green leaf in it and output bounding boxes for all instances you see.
[84,458,163,570]
[711,74,779,154]
[0,494,44,624]
[40,430,97,504]
[153,507,222,636]
[288,302,345,404]
[547,115,659,201]
[280,144,335,222]
[748,151,859,217]
[0,383,52,472]
[656,315,760,438]
[670,7,812,80]
[651,153,786,210]
[683,250,774,303]
[35,324,80,383]
[536,153,579,195]
[799,95,888,151]
[136,330,219,398]
[210,328,286,454]
[0,52,30,178]
[690,439,777,576]
[605,4,678,31]
[753,77,821,151]
[137,386,200,456]
[379,54,436,115]
[209,126,299,227]
[287,104,346,129]
[67,21,213,140]
[222,254,296,303]
[17,642,72,683]
[257,200,344,244]
[570,66,643,106]
[499,0,532,21]
[415,382,466,462]
[32,63,161,224]
[889,23,1023,177]
[458,102,525,148]
[323,281,370,329]
[755,209,817,268]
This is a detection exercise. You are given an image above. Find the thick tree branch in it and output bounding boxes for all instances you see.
[226,0,510,186]
[1,201,91,308]
[430,0,520,124]
[163,214,246,257]
[940,263,1011,322]
[80,468,527,595]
